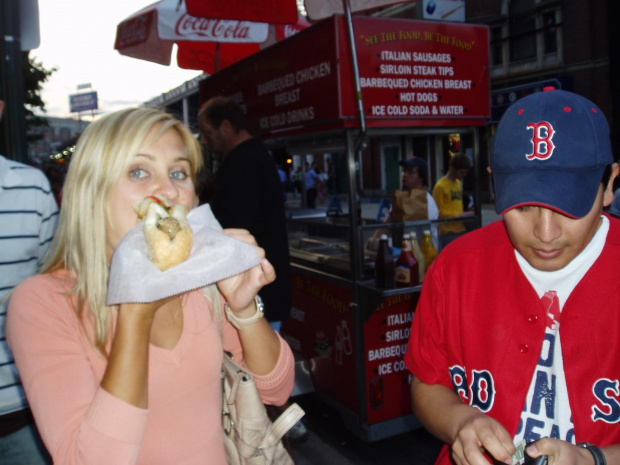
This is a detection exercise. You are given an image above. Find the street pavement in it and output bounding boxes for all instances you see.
[287,394,443,465]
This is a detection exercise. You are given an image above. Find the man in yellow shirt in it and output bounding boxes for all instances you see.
[432,152,474,249]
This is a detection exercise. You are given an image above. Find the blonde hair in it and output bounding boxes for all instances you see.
[41,107,203,354]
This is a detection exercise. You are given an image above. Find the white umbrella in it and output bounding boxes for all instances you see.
[115,0,269,74]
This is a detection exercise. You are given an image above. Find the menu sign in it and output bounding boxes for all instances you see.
[352,16,490,125]
[199,15,490,138]
[364,293,418,424]
[200,17,341,137]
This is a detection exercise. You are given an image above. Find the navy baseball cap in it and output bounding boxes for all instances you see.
[400,157,428,175]
[491,88,614,218]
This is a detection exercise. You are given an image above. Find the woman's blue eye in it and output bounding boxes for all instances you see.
[130,168,148,179]
[170,170,188,180]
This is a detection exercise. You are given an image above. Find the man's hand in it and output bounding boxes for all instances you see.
[525,438,597,465]
[411,378,515,465]
[449,408,515,465]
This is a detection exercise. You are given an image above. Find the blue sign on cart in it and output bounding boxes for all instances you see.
[69,91,98,113]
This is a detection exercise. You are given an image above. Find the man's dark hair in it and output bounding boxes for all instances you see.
[198,96,246,132]
[450,152,472,170]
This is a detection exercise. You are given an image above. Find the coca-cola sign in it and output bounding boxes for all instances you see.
[174,16,259,42]
[157,0,268,43]
[114,0,271,72]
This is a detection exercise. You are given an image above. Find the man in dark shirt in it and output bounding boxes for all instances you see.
[198,96,292,324]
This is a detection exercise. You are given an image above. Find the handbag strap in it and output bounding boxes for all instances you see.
[260,403,305,446]
[222,351,248,405]
[205,284,307,443]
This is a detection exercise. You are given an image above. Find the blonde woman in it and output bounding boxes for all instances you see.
[6,108,295,464]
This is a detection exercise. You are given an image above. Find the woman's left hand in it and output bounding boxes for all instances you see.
[217,229,276,314]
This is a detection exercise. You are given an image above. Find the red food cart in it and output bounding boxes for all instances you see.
[200,14,490,441]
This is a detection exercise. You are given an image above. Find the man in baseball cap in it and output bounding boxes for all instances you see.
[394,156,439,224]
[404,88,619,465]
[399,156,429,179]
[367,156,439,248]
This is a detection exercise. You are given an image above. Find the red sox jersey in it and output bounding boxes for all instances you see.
[404,216,620,465]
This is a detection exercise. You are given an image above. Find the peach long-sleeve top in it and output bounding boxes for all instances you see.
[6,270,295,465]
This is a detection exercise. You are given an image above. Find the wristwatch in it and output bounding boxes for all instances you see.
[577,443,607,465]
[225,295,265,329]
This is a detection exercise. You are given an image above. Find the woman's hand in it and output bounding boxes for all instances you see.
[215,229,281,375]
[216,229,276,316]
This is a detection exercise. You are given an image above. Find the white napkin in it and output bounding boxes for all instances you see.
[107,204,262,305]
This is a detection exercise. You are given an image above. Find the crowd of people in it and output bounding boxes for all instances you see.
[2,87,620,465]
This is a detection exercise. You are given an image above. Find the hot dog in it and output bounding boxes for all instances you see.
[133,195,193,271]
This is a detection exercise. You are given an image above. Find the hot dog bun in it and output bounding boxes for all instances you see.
[133,195,193,271]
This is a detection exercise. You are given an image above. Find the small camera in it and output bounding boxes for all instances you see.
[492,441,548,465]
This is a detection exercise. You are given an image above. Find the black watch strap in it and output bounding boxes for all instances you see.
[577,443,607,465]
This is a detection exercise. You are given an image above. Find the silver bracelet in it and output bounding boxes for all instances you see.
[225,295,264,329]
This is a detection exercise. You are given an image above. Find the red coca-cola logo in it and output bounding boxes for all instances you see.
[175,14,251,40]
[117,15,150,48]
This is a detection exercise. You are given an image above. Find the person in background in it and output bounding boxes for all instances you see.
[316,166,328,204]
[305,162,318,208]
[199,97,308,443]
[198,96,292,326]
[394,157,439,239]
[0,100,57,464]
[6,107,294,463]
[432,152,474,249]
[369,157,439,248]
[291,166,302,195]
[406,88,620,465]
[325,158,334,194]
[277,164,288,196]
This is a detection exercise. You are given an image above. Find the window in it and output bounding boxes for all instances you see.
[491,26,503,67]
[509,0,536,62]
[542,10,557,55]
[490,0,561,74]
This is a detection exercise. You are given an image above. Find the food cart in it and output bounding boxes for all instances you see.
[200,14,490,441]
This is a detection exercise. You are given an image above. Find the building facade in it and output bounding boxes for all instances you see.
[26,116,84,166]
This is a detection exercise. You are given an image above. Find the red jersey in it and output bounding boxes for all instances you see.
[405,215,620,464]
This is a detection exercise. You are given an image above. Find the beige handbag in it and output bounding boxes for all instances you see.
[202,285,305,464]
[222,352,305,464]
